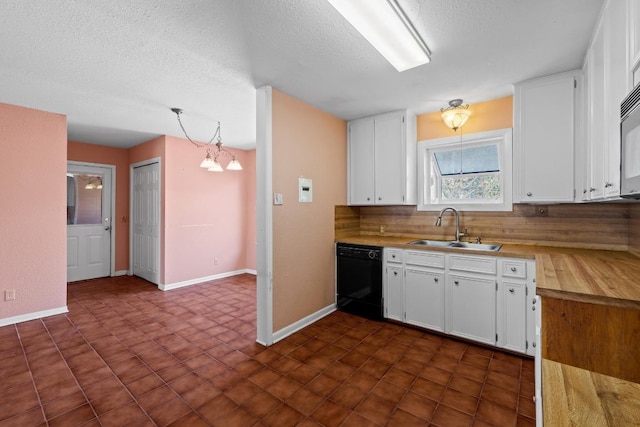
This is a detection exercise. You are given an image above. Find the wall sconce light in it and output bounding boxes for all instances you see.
[171,108,242,172]
[441,99,471,131]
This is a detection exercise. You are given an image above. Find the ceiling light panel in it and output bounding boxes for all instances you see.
[327,0,431,72]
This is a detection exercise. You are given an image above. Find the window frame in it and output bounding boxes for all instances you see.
[417,128,513,211]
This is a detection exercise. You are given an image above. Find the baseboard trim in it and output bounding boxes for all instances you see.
[272,304,336,344]
[0,306,69,328]
[160,269,253,291]
[246,269,257,275]
[114,270,128,277]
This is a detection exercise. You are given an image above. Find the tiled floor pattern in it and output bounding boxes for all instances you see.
[0,274,535,426]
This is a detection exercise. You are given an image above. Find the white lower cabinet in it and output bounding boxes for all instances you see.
[498,280,527,352]
[405,268,445,332]
[383,247,535,355]
[384,249,404,321]
[385,264,403,322]
[447,274,496,345]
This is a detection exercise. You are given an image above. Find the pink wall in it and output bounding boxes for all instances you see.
[68,141,130,272]
[0,102,67,321]
[271,89,348,331]
[163,136,252,284]
[244,150,257,271]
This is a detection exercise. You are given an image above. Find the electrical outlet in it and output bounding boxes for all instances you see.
[5,290,16,301]
[379,225,386,234]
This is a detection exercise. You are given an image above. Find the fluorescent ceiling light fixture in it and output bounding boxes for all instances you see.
[327,0,431,72]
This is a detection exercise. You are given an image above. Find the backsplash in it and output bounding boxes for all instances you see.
[336,203,632,250]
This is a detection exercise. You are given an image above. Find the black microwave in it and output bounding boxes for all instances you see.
[621,83,640,199]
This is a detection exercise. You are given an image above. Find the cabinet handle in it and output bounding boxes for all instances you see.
[367,197,371,201]
[532,306,536,311]
[583,189,587,194]
[392,254,396,259]
[532,341,536,348]
[434,277,438,282]
[605,182,613,188]
[510,267,517,272]
[509,288,515,293]
[526,192,532,197]
[590,188,596,192]
[378,197,382,201]
[393,271,398,276]
[532,298,537,304]
[454,280,459,285]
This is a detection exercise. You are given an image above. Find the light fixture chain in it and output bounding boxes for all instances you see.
[175,113,219,148]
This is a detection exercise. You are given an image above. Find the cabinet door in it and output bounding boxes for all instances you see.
[499,281,527,353]
[447,275,496,345]
[589,20,606,200]
[348,119,375,205]
[405,269,444,332]
[514,72,576,202]
[374,113,405,204]
[604,0,629,197]
[385,264,403,321]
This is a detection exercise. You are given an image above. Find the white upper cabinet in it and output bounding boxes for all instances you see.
[514,70,579,203]
[347,119,375,205]
[348,110,416,205]
[588,20,607,200]
[581,0,631,201]
[629,0,640,86]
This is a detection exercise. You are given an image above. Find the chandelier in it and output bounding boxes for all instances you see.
[170,108,242,172]
[440,99,471,131]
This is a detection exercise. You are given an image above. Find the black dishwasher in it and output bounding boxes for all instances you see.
[336,243,383,320]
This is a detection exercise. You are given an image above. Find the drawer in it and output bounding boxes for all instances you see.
[501,259,527,279]
[449,254,496,275]
[405,250,445,269]
[385,248,404,264]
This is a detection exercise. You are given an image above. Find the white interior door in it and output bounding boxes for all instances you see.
[132,162,160,284]
[67,163,113,282]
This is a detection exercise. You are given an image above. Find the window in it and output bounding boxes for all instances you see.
[417,128,512,211]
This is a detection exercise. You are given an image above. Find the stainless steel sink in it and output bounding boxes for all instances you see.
[406,239,453,248]
[407,240,502,252]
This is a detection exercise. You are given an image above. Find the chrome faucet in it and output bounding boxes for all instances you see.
[435,207,467,242]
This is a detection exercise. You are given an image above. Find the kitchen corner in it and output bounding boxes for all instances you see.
[336,203,640,425]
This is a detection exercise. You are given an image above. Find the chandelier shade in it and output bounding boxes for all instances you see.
[440,99,471,131]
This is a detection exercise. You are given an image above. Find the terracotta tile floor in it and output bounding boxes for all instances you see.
[0,274,535,426]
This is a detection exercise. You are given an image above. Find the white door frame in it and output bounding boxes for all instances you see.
[256,86,274,346]
[129,157,162,285]
[67,161,116,278]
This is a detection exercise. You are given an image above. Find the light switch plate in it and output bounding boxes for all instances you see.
[273,193,283,205]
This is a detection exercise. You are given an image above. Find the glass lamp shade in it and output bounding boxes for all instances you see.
[200,152,215,168]
[226,157,243,171]
[207,161,224,172]
[441,109,471,131]
[84,183,95,190]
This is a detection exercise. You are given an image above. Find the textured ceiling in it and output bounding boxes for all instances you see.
[0,0,603,149]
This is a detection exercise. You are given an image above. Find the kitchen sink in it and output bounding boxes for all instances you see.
[407,240,502,252]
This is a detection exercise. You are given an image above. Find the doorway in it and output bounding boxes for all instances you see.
[66,162,114,282]
[131,160,161,285]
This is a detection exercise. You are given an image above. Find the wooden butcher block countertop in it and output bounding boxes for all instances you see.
[542,360,640,426]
